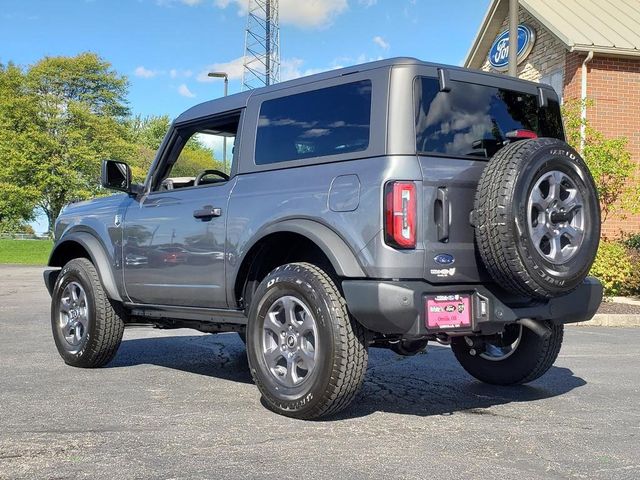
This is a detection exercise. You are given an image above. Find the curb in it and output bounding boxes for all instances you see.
[569,314,640,327]
[608,296,640,306]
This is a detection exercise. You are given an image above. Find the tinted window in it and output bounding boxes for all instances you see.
[415,77,563,158]
[255,80,372,165]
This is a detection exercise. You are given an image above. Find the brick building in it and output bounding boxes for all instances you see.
[465,0,640,237]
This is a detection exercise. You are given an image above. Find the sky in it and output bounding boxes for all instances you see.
[1,0,492,233]
[1,0,491,119]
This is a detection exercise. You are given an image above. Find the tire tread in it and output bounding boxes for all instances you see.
[248,262,368,419]
[54,258,125,368]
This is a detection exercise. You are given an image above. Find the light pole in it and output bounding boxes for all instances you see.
[508,0,518,77]
[207,72,229,172]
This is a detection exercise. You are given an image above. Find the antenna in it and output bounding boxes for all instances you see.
[242,0,280,90]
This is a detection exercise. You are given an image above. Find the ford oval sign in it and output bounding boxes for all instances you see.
[434,253,455,265]
[488,24,536,71]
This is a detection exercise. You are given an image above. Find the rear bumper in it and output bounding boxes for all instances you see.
[342,277,603,336]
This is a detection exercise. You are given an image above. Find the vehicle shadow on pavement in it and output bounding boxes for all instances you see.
[107,334,586,419]
[335,344,587,420]
[107,332,253,384]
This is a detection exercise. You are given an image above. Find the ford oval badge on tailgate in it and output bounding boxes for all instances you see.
[434,254,455,265]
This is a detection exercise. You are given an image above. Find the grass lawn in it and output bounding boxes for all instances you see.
[0,239,53,265]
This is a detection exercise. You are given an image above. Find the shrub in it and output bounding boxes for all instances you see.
[562,100,639,224]
[623,233,640,251]
[623,249,640,296]
[590,241,633,296]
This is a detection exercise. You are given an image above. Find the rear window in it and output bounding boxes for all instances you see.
[255,80,372,165]
[415,77,563,158]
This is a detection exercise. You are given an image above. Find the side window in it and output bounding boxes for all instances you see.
[414,77,564,158]
[255,80,372,165]
[154,113,239,191]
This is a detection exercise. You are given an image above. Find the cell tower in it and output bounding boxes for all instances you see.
[242,0,280,90]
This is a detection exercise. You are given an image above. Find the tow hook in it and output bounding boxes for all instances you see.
[517,318,552,338]
[464,335,485,356]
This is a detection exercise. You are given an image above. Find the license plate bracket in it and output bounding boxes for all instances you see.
[425,294,472,331]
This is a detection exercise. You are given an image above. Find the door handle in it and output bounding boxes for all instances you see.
[193,206,222,220]
[435,187,450,242]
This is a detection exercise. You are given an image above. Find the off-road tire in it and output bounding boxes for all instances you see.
[51,258,125,368]
[451,321,564,385]
[246,262,368,419]
[475,138,600,298]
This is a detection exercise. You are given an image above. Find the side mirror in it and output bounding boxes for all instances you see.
[101,160,133,193]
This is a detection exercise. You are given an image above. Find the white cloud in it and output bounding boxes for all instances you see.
[373,35,390,50]
[194,52,382,88]
[170,68,193,79]
[197,56,315,83]
[178,83,196,98]
[197,56,245,82]
[134,66,159,78]
[279,57,347,81]
[216,0,348,29]
[359,0,377,6]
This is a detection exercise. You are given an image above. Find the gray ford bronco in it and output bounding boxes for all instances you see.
[44,58,603,419]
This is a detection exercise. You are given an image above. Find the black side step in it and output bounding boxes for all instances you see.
[125,303,247,325]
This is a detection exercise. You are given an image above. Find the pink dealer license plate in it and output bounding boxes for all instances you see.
[425,294,472,330]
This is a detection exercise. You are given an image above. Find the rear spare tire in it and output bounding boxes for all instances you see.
[475,138,600,298]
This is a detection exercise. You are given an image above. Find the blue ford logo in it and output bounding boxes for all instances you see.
[488,24,536,71]
[434,254,455,265]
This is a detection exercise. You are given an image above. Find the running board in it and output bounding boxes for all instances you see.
[125,303,248,325]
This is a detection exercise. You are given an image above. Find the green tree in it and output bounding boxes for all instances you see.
[0,53,134,234]
[562,99,639,223]
[127,115,222,180]
[129,114,171,150]
[172,135,223,178]
[127,114,172,181]
[0,63,40,231]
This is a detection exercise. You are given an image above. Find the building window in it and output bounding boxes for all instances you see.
[540,69,564,103]
[255,80,372,165]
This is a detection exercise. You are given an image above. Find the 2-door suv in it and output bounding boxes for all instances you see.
[45,58,602,419]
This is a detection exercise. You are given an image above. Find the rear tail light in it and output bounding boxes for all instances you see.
[505,129,538,140]
[384,181,417,249]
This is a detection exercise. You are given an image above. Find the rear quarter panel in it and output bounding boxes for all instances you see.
[226,155,427,289]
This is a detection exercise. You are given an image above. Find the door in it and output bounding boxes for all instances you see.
[123,112,241,308]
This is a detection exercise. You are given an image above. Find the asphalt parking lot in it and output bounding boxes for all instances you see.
[1,265,639,480]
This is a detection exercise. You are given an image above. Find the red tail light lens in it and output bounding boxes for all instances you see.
[505,129,538,140]
[384,181,417,249]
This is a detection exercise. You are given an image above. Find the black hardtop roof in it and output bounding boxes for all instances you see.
[174,56,547,124]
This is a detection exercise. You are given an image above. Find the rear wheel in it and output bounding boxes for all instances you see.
[246,262,368,419]
[51,258,125,368]
[451,321,563,385]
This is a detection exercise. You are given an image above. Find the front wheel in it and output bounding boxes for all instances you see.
[451,321,564,385]
[246,263,368,419]
[51,258,125,368]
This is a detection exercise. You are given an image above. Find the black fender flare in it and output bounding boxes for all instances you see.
[48,231,123,302]
[240,219,366,278]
